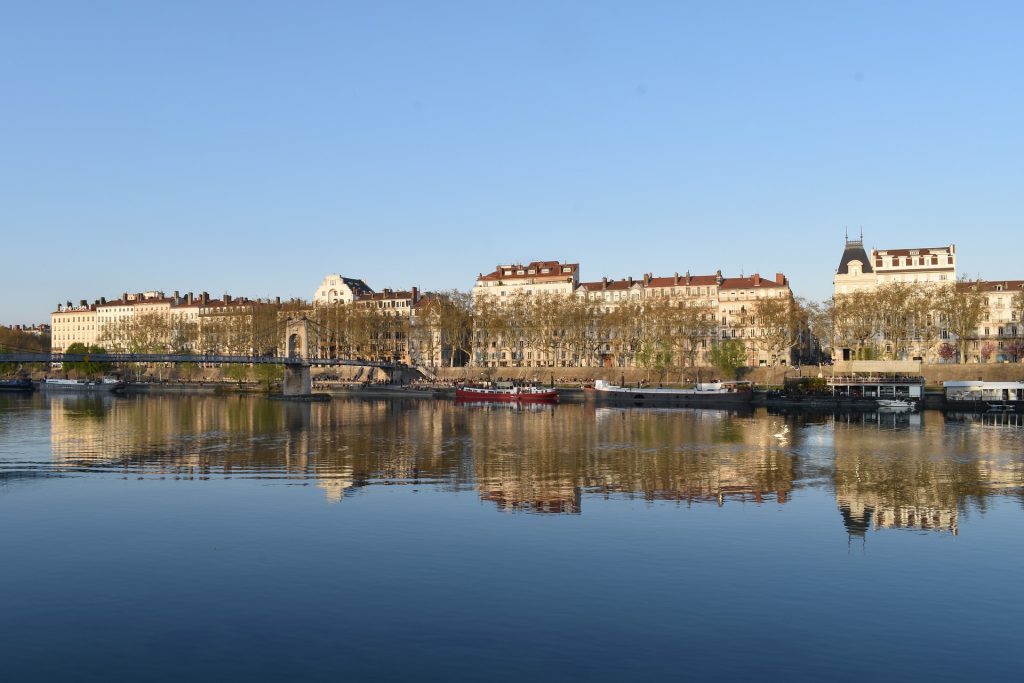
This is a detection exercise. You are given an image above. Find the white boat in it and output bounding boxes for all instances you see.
[40,377,124,393]
[586,379,753,406]
[877,398,915,411]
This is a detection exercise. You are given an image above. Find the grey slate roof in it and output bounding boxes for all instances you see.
[836,240,872,275]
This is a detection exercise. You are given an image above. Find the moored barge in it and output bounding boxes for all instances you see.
[585,379,753,407]
[455,383,558,403]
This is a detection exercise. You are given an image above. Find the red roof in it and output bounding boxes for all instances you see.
[874,246,953,256]
[968,280,1024,292]
[357,290,415,302]
[719,275,786,290]
[646,274,720,288]
[577,279,641,291]
[477,261,578,282]
[413,293,448,308]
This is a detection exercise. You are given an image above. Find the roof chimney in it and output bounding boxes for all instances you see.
[602,277,608,290]
[686,270,691,286]
[122,292,128,301]
[753,273,760,286]
[100,297,106,305]
[201,292,209,305]
[775,273,785,285]
[186,292,194,305]
[643,273,652,285]
[223,293,231,304]
[673,272,680,286]
[275,296,281,305]
[715,270,723,285]
[80,299,87,307]
[627,276,633,286]
[411,286,419,302]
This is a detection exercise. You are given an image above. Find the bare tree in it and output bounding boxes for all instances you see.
[754,293,803,366]
[804,298,836,361]
[874,283,917,359]
[942,279,988,364]
[833,290,879,360]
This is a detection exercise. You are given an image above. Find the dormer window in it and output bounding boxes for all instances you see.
[541,268,550,274]
[516,269,525,275]
[562,267,571,273]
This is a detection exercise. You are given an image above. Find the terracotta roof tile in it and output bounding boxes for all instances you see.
[478,261,578,282]
[875,246,953,256]
[357,290,414,302]
[969,280,1024,292]
[577,279,640,291]
[646,275,719,288]
[719,276,785,290]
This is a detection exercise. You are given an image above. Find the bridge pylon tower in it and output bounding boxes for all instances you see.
[282,317,313,397]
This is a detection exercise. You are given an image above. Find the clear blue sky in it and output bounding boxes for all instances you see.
[2,1,1022,324]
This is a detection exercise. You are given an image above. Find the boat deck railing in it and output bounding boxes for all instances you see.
[827,375,926,386]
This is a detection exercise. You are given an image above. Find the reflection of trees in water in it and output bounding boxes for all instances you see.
[47,398,802,511]
[50,395,112,421]
[47,398,1023,521]
[831,412,1024,536]
[583,408,796,506]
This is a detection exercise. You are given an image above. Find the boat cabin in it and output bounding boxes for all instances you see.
[944,381,1024,403]
[826,361,925,400]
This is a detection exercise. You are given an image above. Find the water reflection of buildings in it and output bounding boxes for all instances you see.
[47,396,803,511]
[46,396,1024,524]
[49,395,355,501]
[831,411,1024,537]
[589,407,795,506]
[467,406,797,513]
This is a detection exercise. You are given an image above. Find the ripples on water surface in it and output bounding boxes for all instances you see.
[1,393,1022,681]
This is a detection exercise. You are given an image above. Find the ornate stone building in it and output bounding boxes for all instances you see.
[833,236,956,296]
[51,291,263,354]
[966,279,1024,363]
[313,274,373,305]
[471,259,797,369]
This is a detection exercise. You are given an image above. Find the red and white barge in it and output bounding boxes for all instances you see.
[455,383,558,403]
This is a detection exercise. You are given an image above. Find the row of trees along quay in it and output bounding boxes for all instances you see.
[470,291,807,379]
[88,295,475,368]
[24,277,1023,382]
[809,280,1024,364]
[76,290,807,379]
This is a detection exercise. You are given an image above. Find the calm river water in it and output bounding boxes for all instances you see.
[1,393,1022,681]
